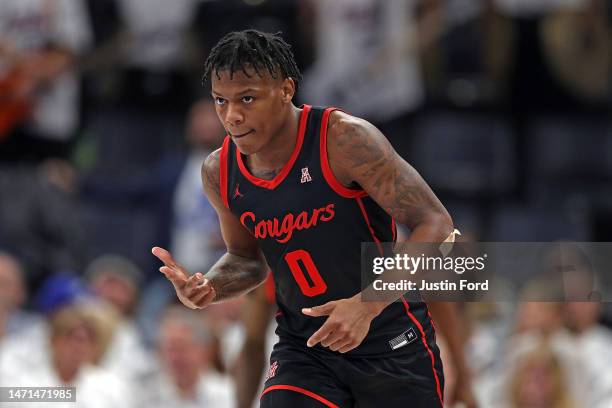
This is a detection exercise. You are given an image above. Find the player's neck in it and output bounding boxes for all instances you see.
[248,105,302,173]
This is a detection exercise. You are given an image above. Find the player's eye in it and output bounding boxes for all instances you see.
[214,97,226,106]
[242,96,254,104]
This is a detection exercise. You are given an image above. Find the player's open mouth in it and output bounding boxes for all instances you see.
[231,130,254,139]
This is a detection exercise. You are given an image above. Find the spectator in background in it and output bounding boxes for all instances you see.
[170,99,226,273]
[0,251,43,340]
[0,273,91,378]
[0,0,92,162]
[137,99,225,346]
[112,0,202,110]
[508,343,575,408]
[86,254,154,382]
[299,0,445,151]
[301,0,425,120]
[205,297,246,375]
[474,300,566,406]
[82,0,202,182]
[165,100,243,373]
[0,166,88,292]
[87,254,143,316]
[1,304,131,408]
[556,301,612,408]
[138,306,234,408]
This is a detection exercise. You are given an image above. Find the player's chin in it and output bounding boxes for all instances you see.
[234,139,260,156]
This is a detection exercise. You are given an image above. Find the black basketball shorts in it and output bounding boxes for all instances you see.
[259,335,444,408]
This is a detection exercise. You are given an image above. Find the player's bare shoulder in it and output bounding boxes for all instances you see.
[326,110,395,186]
[201,147,222,200]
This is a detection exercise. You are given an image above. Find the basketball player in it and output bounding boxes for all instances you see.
[153,30,476,407]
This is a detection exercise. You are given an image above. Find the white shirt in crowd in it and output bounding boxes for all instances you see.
[115,0,201,70]
[0,357,132,408]
[138,371,235,408]
[301,0,424,122]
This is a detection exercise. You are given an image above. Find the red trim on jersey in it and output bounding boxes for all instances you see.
[219,136,230,208]
[320,108,368,198]
[391,218,397,243]
[261,385,339,408]
[400,297,444,407]
[236,105,311,189]
[356,197,384,256]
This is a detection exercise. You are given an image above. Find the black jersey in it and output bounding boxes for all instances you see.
[220,105,436,357]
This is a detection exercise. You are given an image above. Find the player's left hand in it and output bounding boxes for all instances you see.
[302,294,380,353]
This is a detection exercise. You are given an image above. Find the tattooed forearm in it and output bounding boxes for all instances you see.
[386,164,436,223]
[202,149,221,197]
[206,252,268,302]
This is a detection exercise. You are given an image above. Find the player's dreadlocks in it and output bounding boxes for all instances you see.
[203,30,302,90]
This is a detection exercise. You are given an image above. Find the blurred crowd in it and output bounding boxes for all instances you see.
[0,0,611,407]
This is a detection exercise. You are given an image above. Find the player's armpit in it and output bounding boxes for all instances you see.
[326,111,453,237]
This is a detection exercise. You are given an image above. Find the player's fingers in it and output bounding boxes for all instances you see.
[321,330,344,348]
[159,266,186,288]
[306,322,334,347]
[194,286,216,308]
[328,337,352,352]
[151,246,177,267]
[153,247,189,280]
[338,342,357,353]
[188,281,212,304]
[302,302,335,317]
[185,273,205,295]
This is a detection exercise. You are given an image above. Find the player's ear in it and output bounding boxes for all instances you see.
[281,77,295,103]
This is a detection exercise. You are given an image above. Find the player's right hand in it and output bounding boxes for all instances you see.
[151,246,216,309]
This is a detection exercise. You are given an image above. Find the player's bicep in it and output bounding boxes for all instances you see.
[328,114,450,229]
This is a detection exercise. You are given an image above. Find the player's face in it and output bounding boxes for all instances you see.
[211,68,294,155]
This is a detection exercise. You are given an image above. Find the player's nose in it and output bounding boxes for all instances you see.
[225,103,245,127]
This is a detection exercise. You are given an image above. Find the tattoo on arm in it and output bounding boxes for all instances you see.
[331,114,447,228]
[206,252,268,302]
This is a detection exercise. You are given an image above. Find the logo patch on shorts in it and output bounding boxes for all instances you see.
[265,361,279,381]
[388,328,418,350]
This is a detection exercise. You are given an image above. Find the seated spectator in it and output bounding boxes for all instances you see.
[1,303,131,408]
[509,342,575,408]
[555,301,612,408]
[0,273,91,375]
[85,254,154,381]
[0,251,43,340]
[138,306,234,408]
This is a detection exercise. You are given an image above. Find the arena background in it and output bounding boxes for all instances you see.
[0,0,611,407]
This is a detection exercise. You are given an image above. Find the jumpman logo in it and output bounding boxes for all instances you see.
[300,167,312,183]
[233,184,244,199]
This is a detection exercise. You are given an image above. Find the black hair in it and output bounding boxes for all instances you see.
[202,29,302,90]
